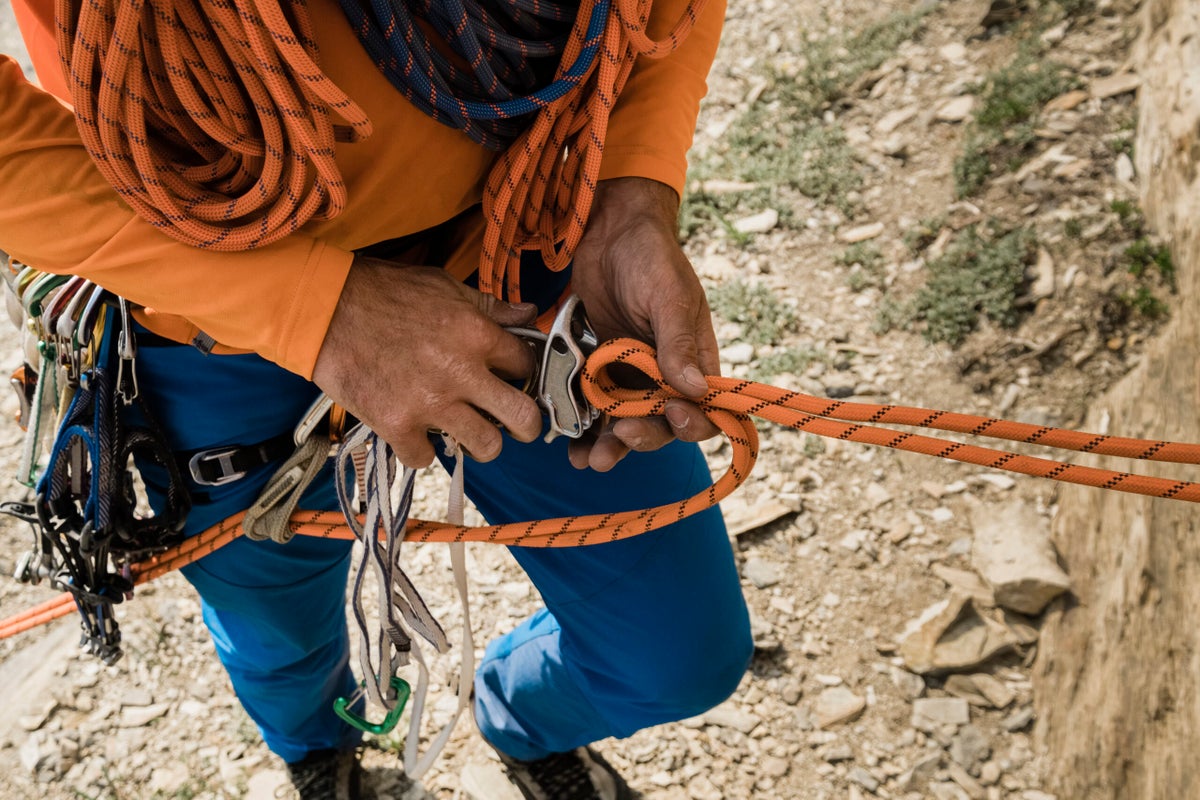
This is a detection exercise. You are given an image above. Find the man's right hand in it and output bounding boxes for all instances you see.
[312,257,543,467]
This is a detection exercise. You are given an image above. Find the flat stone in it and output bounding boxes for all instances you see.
[947,761,987,800]
[725,499,794,537]
[1090,72,1141,99]
[720,342,755,365]
[950,724,991,769]
[1043,90,1090,113]
[120,688,154,708]
[816,686,866,728]
[898,594,1021,674]
[701,703,760,734]
[890,666,926,701]
[819,741,854,762]
[762,756,790,778]
[848,766,880,793]
[912,697,970,732]
[971,500,1070,615]
[1115,153,1135,184]
[931,565,996,606]
[838,222,885,243]
[742,558,783,589]
[876,106,919,134]
[929,783,972,800]
[979,761,1002,786]
[936,96,976,123]
[462,762,526,800]
[1002,705,1035,732]
[1029,248,1055,300]
[970,673,1015,708]
[118,703,171,728]
[732,208,779,234]
[940,43,967,62]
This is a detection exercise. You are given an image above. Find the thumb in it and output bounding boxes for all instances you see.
[465,285,538,327]
[654,311,710,399]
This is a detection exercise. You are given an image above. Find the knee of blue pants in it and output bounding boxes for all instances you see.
[464,438,753,759]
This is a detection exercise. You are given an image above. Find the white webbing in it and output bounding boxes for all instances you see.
[335,426,475,779]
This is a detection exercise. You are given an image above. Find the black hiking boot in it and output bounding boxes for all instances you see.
[285,748,363,800]
[497,746,635,800]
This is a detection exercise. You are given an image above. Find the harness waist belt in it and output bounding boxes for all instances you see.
[180,432,297,487]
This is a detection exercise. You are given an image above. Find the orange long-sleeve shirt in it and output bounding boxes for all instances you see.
[0,0,724,379]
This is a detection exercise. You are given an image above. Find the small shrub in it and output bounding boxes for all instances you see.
[909,224,1036,344]
[709,280,798,345]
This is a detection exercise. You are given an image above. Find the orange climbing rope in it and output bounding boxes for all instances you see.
[56,0,373,250]
[477,0,710,302]
[5,337,1200,640]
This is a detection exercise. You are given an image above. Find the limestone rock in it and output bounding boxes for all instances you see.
[971,501,1071,615]
[897,593,1022,674]
[936,96,976,123]
[815,686,866,728]
[732,208,779,234]
[912,697,970,731]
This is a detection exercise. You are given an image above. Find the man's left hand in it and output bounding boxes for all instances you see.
[569,177,721,471]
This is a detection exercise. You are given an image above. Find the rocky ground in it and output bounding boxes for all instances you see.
[0,0,1167,798]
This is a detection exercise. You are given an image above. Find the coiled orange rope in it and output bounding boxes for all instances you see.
[478,0,709,302]
[5,337,1200,639]
[56,0,372,249]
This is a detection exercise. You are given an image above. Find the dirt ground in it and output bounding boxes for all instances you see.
[0,0,1164,798]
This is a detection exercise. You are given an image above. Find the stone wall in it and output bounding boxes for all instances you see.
[1033,2,1200,797]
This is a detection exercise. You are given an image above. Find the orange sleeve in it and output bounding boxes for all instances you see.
[0,56,352,379]
[598,0,727,197]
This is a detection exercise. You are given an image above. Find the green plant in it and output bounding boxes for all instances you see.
[903,215,946,252]
[953,50,1079,197]
[748,346,825,381]
[1124,238,1176,291]
[1120,286,1169,319]
[713,7,932,214]
[709,280,797,345]
[908,224,1036,344]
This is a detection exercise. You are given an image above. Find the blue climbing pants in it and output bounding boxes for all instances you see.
[130,330,752,765]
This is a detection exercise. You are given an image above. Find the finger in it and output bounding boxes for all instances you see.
[458,283,539,328]
[470,379,543,443]
[567,434,594,470]
[486,327,538,381]
[652,301,716,398]
[385,428,437,469]
[612,416,675,452]
[584,425,630,472]
[440,404,506,462]
[663,399,720,442]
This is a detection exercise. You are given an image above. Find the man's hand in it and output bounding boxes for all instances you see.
[312,257,543,467]
[569,177,721,471]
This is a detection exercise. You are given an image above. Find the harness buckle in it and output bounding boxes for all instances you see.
[188,446,246,486]
[508,295,601,443]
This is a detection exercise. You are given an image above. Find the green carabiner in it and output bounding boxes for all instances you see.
[333,676,411,735]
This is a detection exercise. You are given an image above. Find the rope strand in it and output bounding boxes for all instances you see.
[7,336,1200,640]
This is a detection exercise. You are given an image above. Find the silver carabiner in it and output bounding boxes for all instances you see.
[507,295,601,443]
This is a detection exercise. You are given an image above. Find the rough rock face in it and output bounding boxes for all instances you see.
[1033,1,1200,798]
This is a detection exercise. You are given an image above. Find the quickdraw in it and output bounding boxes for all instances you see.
[1,257,190,664]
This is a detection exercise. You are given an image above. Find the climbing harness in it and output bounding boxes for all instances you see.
[1,258,190,664]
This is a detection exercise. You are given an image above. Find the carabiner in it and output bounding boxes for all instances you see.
[333,676,412,735]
